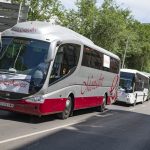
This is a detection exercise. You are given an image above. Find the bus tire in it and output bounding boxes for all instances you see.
[57,96,72,119]
[133,99,136,106]
[98,94,107,112]
[141,93,145,104]
[133,94,137,106]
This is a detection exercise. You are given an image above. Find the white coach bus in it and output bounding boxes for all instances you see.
[0,21,120,119]
[117,69,149,105]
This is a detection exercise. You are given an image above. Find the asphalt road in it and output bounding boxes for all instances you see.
[0,100,150,150]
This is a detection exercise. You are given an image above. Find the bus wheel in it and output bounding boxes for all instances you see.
[141,93,145,104]
[57,96,72,119]
[133,94,137,106]
[98,95,107,112]
[133,99,136,107]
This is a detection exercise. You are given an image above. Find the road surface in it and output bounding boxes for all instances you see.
[0,101,150,150]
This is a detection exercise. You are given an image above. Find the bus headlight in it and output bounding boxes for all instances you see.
[26,95,45,103]
[126,94,131,101]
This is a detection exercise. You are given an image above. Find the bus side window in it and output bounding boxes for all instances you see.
[110,57,120,74]
[82,46,103,70]
[49,43,80,84]
[135,78,143,91]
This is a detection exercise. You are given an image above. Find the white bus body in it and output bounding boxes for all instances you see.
[142,72,150,100]
[117,69,149,105]
[0,21,120,118]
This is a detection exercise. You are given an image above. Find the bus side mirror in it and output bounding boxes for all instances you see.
[45,40,61,62]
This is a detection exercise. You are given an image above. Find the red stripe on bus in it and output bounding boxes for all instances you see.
[0,96,116,116]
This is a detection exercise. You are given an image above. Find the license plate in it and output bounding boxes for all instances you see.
[0,102,14,108]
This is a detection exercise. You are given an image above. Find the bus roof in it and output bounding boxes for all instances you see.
[142,72,150,78]
[121,69,149,78]
[1,21,119,60]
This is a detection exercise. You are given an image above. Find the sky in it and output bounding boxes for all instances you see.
[60,0,150,23]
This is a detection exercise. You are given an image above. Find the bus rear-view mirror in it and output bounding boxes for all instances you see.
[45,40,61,62]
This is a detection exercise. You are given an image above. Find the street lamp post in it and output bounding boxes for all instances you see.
[122,37,129,68]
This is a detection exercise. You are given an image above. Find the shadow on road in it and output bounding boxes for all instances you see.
[113,101,131,107]
[0,110,57,123]
[8,109,150,150]
[0,107,107,124]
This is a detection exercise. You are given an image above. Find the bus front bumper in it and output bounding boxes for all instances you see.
[0,99,41,116]
[0,98,66,116]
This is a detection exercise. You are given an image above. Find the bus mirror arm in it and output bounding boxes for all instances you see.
[46,40,62,62]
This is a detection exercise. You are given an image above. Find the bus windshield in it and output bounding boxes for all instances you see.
[0,37,50,98]
[119,72,134,92]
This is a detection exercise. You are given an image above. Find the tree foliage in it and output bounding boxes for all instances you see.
[63,0,150,72]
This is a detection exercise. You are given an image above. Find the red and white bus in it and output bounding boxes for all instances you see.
[0,21,120,119]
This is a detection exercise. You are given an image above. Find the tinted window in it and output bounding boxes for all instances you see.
[49,43,81,84]
[0,37,50,97]
[82,45,120,73]
[135,73,149,91]
[82,46,103,70]
[91,50,103,69]
[135,80,144,91]
[82,46,91,67]
[110,57,120,73]
[0,37,49,71]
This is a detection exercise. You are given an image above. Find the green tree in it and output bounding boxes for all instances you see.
[65,0,150,71]
[63,0,98,40]
[126,23,150,71]
[11,0,65,22]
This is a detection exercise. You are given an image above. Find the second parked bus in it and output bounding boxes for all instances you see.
[117,69,149,105]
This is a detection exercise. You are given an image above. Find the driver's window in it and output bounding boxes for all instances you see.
[135,79,143,91]
[49,43,80,84]
[51,46,64,78]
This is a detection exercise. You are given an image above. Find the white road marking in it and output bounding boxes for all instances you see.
[129,108,135,111]
[65,126,78,131]
[0,122,81,144]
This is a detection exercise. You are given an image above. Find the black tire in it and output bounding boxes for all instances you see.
[57,96,72,119]
[141,93,145,104]
[133,94,137,106]
[98,94,107,112]
[143,93,146,103]
[133,99,136,107]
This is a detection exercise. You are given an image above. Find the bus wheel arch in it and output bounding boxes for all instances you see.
[141,93,145,104]
[105,93,108,105]
[68,93,75,117]
[98,93,107,112]
[57,93,74,119]
[133,93,137,106]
